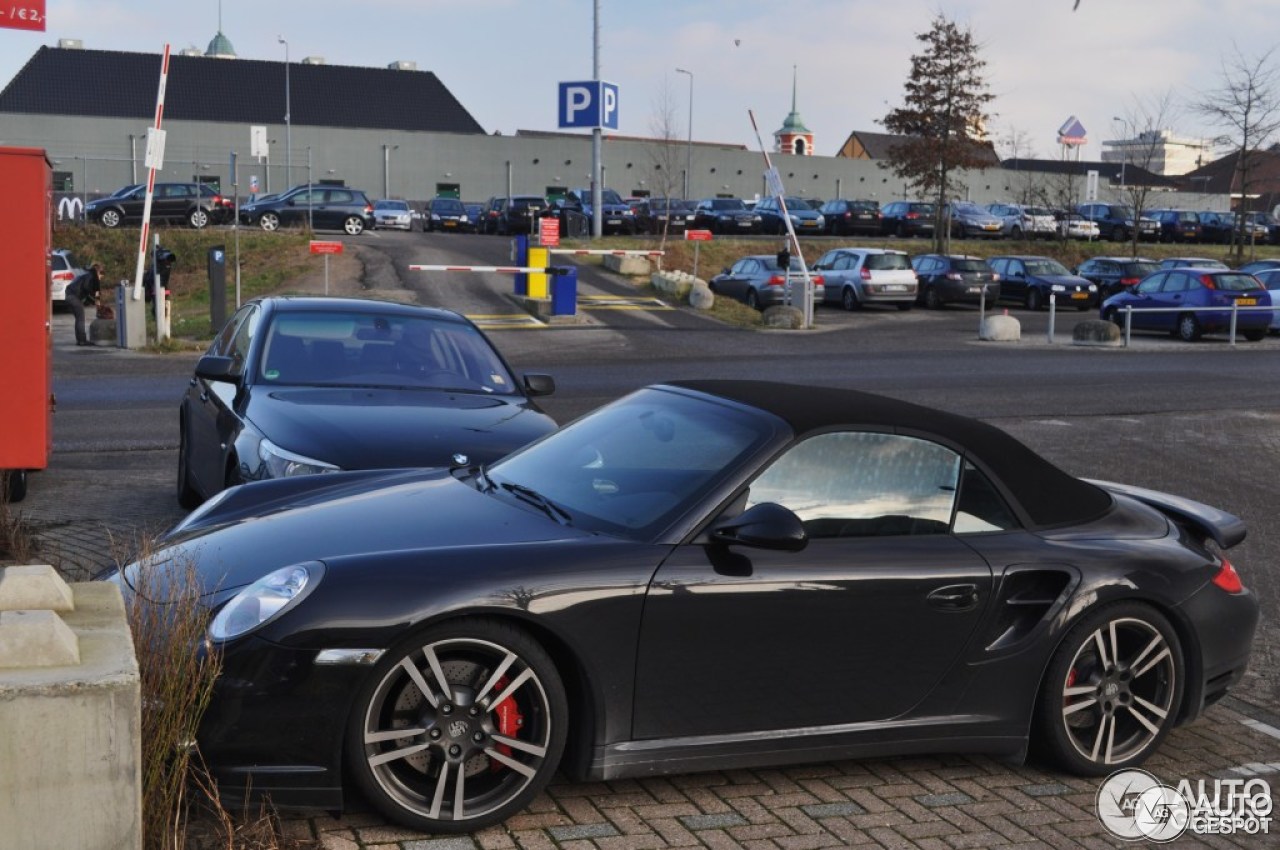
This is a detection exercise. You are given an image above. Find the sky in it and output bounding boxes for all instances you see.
[1,0,1276,163]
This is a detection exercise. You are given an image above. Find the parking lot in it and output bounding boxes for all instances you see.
[19,231,1280,848]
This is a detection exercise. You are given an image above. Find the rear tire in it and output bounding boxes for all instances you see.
[1176,313,1202,342]
[5,470,28,503]
[746,289,761,311]
[344,216,365,236]
[1035,602,1182,775]
[1243,328,1266,342]
[841,287,861,311]
[923,286,943,310]
[188,208,210,229]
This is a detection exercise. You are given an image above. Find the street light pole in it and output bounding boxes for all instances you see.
[675,68,693,200]
[1111,116,1126,189]
[382,144,398,199]
[279,35,291,189]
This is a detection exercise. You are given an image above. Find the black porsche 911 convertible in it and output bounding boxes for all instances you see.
[113,381,1258,834]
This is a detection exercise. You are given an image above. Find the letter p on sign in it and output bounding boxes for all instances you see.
[558,81,620,130]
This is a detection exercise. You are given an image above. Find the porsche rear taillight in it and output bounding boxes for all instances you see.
[1212,558,1244,593]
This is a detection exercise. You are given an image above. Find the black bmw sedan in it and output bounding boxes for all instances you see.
[176,296,556,508]
[125,381,1257,834]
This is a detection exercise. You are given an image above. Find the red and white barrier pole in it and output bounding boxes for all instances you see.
[131,43,171,338]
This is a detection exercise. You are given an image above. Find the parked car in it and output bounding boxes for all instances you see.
[812,247,916,311]
[494,195,550,235]
[463,202,485,232]
[175,296,557,509]
[1076,203,1160,242]
[910,254,1000,309]
[1055,213,1100,240]
[1242,211,1280,245]
[424,197,474,232]
[239,185,375,235]
[1145,209,1203,243]
[49,248,84,309]
[110,379,1258,833]
[819,199,881,236]
[372,199,414,231]
[708,254,824,310]
[1100,269,1271,342]
[634,198,695,235]
[691,198,762,234]
[1195,211,1238,244]
[1157,257,1229,271]
[879,201,936,238]
[754,196,826,235]
[476,196,506,235]
[1075,256,1160,299]
[1254,269,1280,333]
[86,181,233,229]
[947,201,1003,239]
[1238,259,1280,276]
[565,187,637,235]
[985,203,1056,239]
[988,256,1097,311]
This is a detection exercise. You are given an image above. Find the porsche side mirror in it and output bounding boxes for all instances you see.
[522,373,556,397]
[712,502,807,552]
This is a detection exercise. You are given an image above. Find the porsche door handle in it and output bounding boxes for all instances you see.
[927,584,979,611]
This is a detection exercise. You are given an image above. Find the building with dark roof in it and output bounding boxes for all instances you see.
[0,42,1230,223]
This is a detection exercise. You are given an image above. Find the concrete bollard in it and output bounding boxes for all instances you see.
[0,565,141,850]
[603,253,652,276]
[689,282,715,310]
[980,313,1021,341]
[1072,319,1123,347]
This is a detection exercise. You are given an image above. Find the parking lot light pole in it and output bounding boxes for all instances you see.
[383,144,398,199]
[676,68,693,199]
[279,36,291,189]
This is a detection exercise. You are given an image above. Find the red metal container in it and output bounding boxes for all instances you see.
[0,146,53,501]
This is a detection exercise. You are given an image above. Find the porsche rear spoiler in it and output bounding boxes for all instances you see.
[1086,479,1247,549]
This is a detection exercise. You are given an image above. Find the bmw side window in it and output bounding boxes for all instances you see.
[228,306,261,377]
[954,461,1019,533]
[745,431,961,538]
[208,304,253,357]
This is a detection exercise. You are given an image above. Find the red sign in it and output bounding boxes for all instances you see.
[0,2,46,31]
[685,229,713,242]
[539,216,561,247]
[309,240,344,255]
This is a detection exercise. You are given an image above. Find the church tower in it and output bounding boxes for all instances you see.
[774,67,814,156]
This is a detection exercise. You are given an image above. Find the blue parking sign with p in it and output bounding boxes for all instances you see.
[558,81,619,130]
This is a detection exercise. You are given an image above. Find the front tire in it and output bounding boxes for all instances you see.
[1242,328,1266,342]
[1036,602,1183,775]
[176,421,202,510]
[259,212,280,232]
[5,470,28,503]
[1027,288,1043,311]
[344,215,366,236]
[346,619,567,833]
[100,209,123,228]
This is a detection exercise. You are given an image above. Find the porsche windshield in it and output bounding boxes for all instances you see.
[488,388,776,538]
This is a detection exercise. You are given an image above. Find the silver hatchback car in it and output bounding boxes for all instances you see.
[813,248,917,311]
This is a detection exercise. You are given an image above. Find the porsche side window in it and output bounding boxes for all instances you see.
[954,461,1018,533]
[746,432,961,538]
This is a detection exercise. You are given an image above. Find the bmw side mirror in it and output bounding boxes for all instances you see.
[712,502,807,552]
[522,373,556,397]
[194,354,241,385]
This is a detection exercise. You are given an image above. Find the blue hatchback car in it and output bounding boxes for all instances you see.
[1100,268,1271,342]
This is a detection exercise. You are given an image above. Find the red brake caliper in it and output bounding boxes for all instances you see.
[489,675,524,771]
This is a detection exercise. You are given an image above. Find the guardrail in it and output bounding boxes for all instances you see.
[1113,303,1277,347]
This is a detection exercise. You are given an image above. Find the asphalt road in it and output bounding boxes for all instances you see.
[18,228,1280,847]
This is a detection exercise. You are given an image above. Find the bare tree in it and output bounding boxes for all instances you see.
[880,13,996,252]
[997,124,1044,206]
[647,76,686,252]
[1192,45,1280,262]
[1111,91,1179,257]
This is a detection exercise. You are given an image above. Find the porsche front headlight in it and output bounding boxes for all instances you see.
[208,562,324,641]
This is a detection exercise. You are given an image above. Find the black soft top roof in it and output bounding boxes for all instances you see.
[668,380,1112,530]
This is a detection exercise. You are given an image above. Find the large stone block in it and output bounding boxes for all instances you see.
[1073,319,1122,347]
[762,305,804,329]
[603,253,651,276]
[980,313,1021,341]
[0,564,74,612]
[689,282,715,310]
[0,581,141,850]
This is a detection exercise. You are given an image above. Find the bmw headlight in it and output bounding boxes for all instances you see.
[208,562,324,641]
[258,438,340,479]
